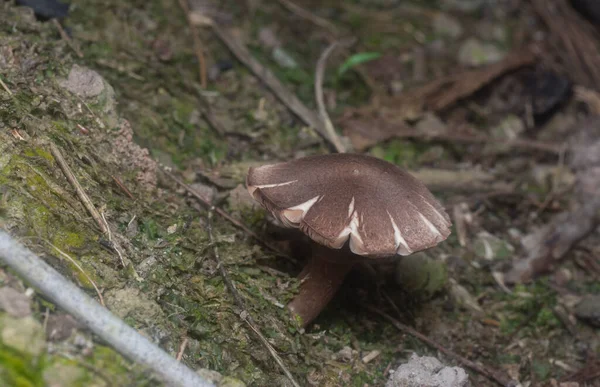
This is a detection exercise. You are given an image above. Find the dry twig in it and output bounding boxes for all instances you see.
[177,0,208,88]
[0,76,12,95]
[206,210,300,387]
[209,23,339,150]
[50,143,108,234]
[531,0,600,91]
[52,19,83,58]
[364,304,516,387]
[315,41,347,153]
[43,239,105,306]
[161,168,291,260]
[376,46,536,117]
[111,175,135,200]
[275,0,339,35]
[176,336,189,362]
[342,115,561,153]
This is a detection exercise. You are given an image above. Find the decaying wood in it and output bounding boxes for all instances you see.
[531,0,600,91]
[503,117,600,283]
[341,114,560,153]
[377,46,536,117]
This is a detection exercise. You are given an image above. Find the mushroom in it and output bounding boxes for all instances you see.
[246,154,452,327]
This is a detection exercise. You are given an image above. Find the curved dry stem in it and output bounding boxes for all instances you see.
[288,245,356,327]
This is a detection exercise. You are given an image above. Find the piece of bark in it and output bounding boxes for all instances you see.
[503,116,600,283]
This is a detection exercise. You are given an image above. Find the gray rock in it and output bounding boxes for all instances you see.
[0,315,46,356]
[0,286,31,318]
[386,354,470,387]
[433,13,463,39]
[46,313,83,341]
[59,64,105,98]
[575,295,600,327]
[457,38,505,67]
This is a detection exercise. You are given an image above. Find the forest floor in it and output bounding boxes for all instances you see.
[0,0,599,386]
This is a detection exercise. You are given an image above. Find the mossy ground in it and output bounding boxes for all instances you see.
[0,0,598,386]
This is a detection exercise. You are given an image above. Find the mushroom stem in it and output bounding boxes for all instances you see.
[288,244,356,327]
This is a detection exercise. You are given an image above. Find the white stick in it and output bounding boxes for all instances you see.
[0,231,214,387]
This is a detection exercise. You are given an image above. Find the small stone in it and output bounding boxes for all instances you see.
[386,354,470,387]
[0,287,31,318]
[258,27,281,49]
[167,223,178,234]
[46,313,82,342]
[335,346,357,362]
[59,64,105,98]
[433,13,463,39]
[457,38,506,67]
[416,113,448,137]
[0,316,46,356]
[190,182,217,204]
[574,295,600,328]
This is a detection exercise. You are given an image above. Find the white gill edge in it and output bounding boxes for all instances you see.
[416,193,450,226]
[406,200,444,239]
[280,195,321,226]
[332,207,365,254]
[247,179,298,196]
[418,212,443,239]
[348,196,355,217]
[387,211,412,255]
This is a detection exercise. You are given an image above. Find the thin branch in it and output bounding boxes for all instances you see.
[176,336,189,362]
[177,0,208,88]
[209,23,340,150]
[363,304,516,387]
[42,239,105,306]
[50,143,108,234]
[206,210,301,387]
[0,76,12,95]
[315,41,346,153]
[161,168,292,261]
[275,0,339,36]
[0,231,214,387]
[111,175,135,200]
[52,19,83,58]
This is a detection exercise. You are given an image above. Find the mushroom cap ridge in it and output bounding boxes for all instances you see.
[247,153,451,258]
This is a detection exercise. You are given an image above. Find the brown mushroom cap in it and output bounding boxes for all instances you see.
[247,154,451,257]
